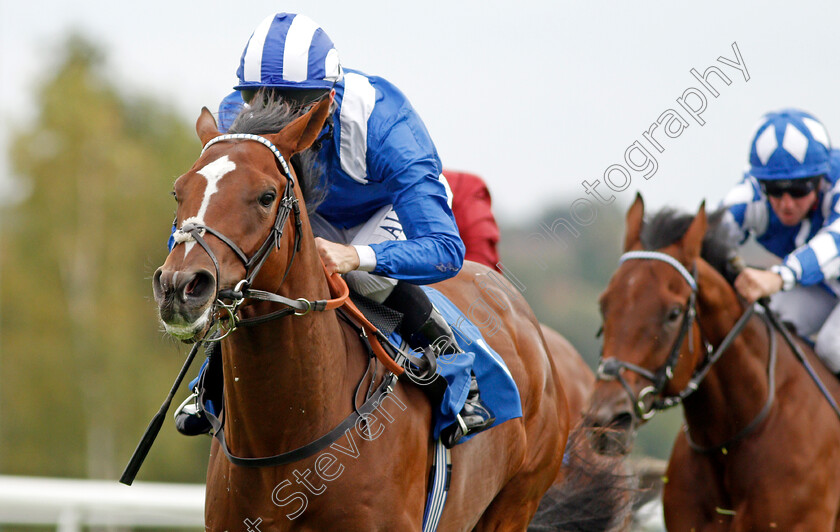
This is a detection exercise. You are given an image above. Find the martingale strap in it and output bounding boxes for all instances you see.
[202,371,399,468]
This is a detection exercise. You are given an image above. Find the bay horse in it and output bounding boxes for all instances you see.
[586,194,840,530]
[152,97,622,530]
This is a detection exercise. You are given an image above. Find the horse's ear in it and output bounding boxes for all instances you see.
[268,97,332,157]
[623,192,645,251]
[196,107,221,147]
[680,200,707,261]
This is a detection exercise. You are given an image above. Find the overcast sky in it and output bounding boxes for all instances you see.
[3,1,840,223]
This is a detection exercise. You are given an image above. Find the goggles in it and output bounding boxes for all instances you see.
[760,176,823,199]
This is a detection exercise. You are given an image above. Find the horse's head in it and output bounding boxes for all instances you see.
[152,98,331,342]
[585,194,709,454]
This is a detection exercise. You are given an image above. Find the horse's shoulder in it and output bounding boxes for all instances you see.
[434,261,528,317]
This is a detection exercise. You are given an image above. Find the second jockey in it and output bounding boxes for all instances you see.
[175,12,495,447]
[721,108,840,375]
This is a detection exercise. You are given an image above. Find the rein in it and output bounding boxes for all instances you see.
[684,310,777,454]
[761,299,840,421]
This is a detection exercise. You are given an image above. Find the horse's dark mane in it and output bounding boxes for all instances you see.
[228,97,329,213]
[640,206,740,284]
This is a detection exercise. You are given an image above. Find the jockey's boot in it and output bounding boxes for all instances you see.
[412,308,496,448]
[173,344,219,436]
[440,372,496,448]
[174,392,212,436]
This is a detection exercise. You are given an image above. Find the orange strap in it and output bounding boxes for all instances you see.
[322,262,405,376]
[321,263,350,310]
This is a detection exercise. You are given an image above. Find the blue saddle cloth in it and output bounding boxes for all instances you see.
[393,287,523,443]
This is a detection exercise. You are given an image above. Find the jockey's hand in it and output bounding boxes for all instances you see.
[315,237,360,275]
[734,267,783,303]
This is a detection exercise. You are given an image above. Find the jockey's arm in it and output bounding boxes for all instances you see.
[738,221,840,302]
[734,267,784,303]
[776,193,840,288]
[360,116,465,284]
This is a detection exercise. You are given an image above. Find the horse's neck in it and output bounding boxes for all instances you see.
[220,237,352,457]
[684,264,772,445]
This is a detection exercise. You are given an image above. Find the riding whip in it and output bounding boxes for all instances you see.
[119,339,203,485]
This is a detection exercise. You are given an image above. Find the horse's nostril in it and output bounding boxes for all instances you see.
[611,412,634,431]
[185,275,200,296]
[152,269,168,302]
[180,270,215,303]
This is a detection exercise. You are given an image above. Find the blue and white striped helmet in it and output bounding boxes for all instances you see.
[749,109,831,180]
[235,13,343,91]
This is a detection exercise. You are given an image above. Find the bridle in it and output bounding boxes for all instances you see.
[172,133,338,338]
[596,251,770,431]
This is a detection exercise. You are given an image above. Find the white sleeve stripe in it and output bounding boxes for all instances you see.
[786,255,804,279]
[339,73,376,184]
[822,257,840,280]
[795,219,811,248]
[438,173,454,208]
[744,200,769,235]
[810,232,840,269]
[722,179,768,234]
[282,15,319,83]
[826,218,840,233]
[242,14,275,83]
[770,264,796,291]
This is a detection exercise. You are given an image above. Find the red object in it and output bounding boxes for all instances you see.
[444,170,501,271]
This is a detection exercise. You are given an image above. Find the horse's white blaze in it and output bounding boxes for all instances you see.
[177,155,236,256]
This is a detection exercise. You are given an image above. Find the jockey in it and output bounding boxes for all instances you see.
[721,109,840,375]
[175,12,495,447]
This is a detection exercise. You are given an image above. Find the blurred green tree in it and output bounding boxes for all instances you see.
[1,34,209,482]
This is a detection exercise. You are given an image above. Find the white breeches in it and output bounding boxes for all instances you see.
[310,205,404,303]
[770,284,840,373]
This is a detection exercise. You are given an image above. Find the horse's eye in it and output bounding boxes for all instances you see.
[171,191,179,202]
[259,191,276,207]
[667,307,683,322]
